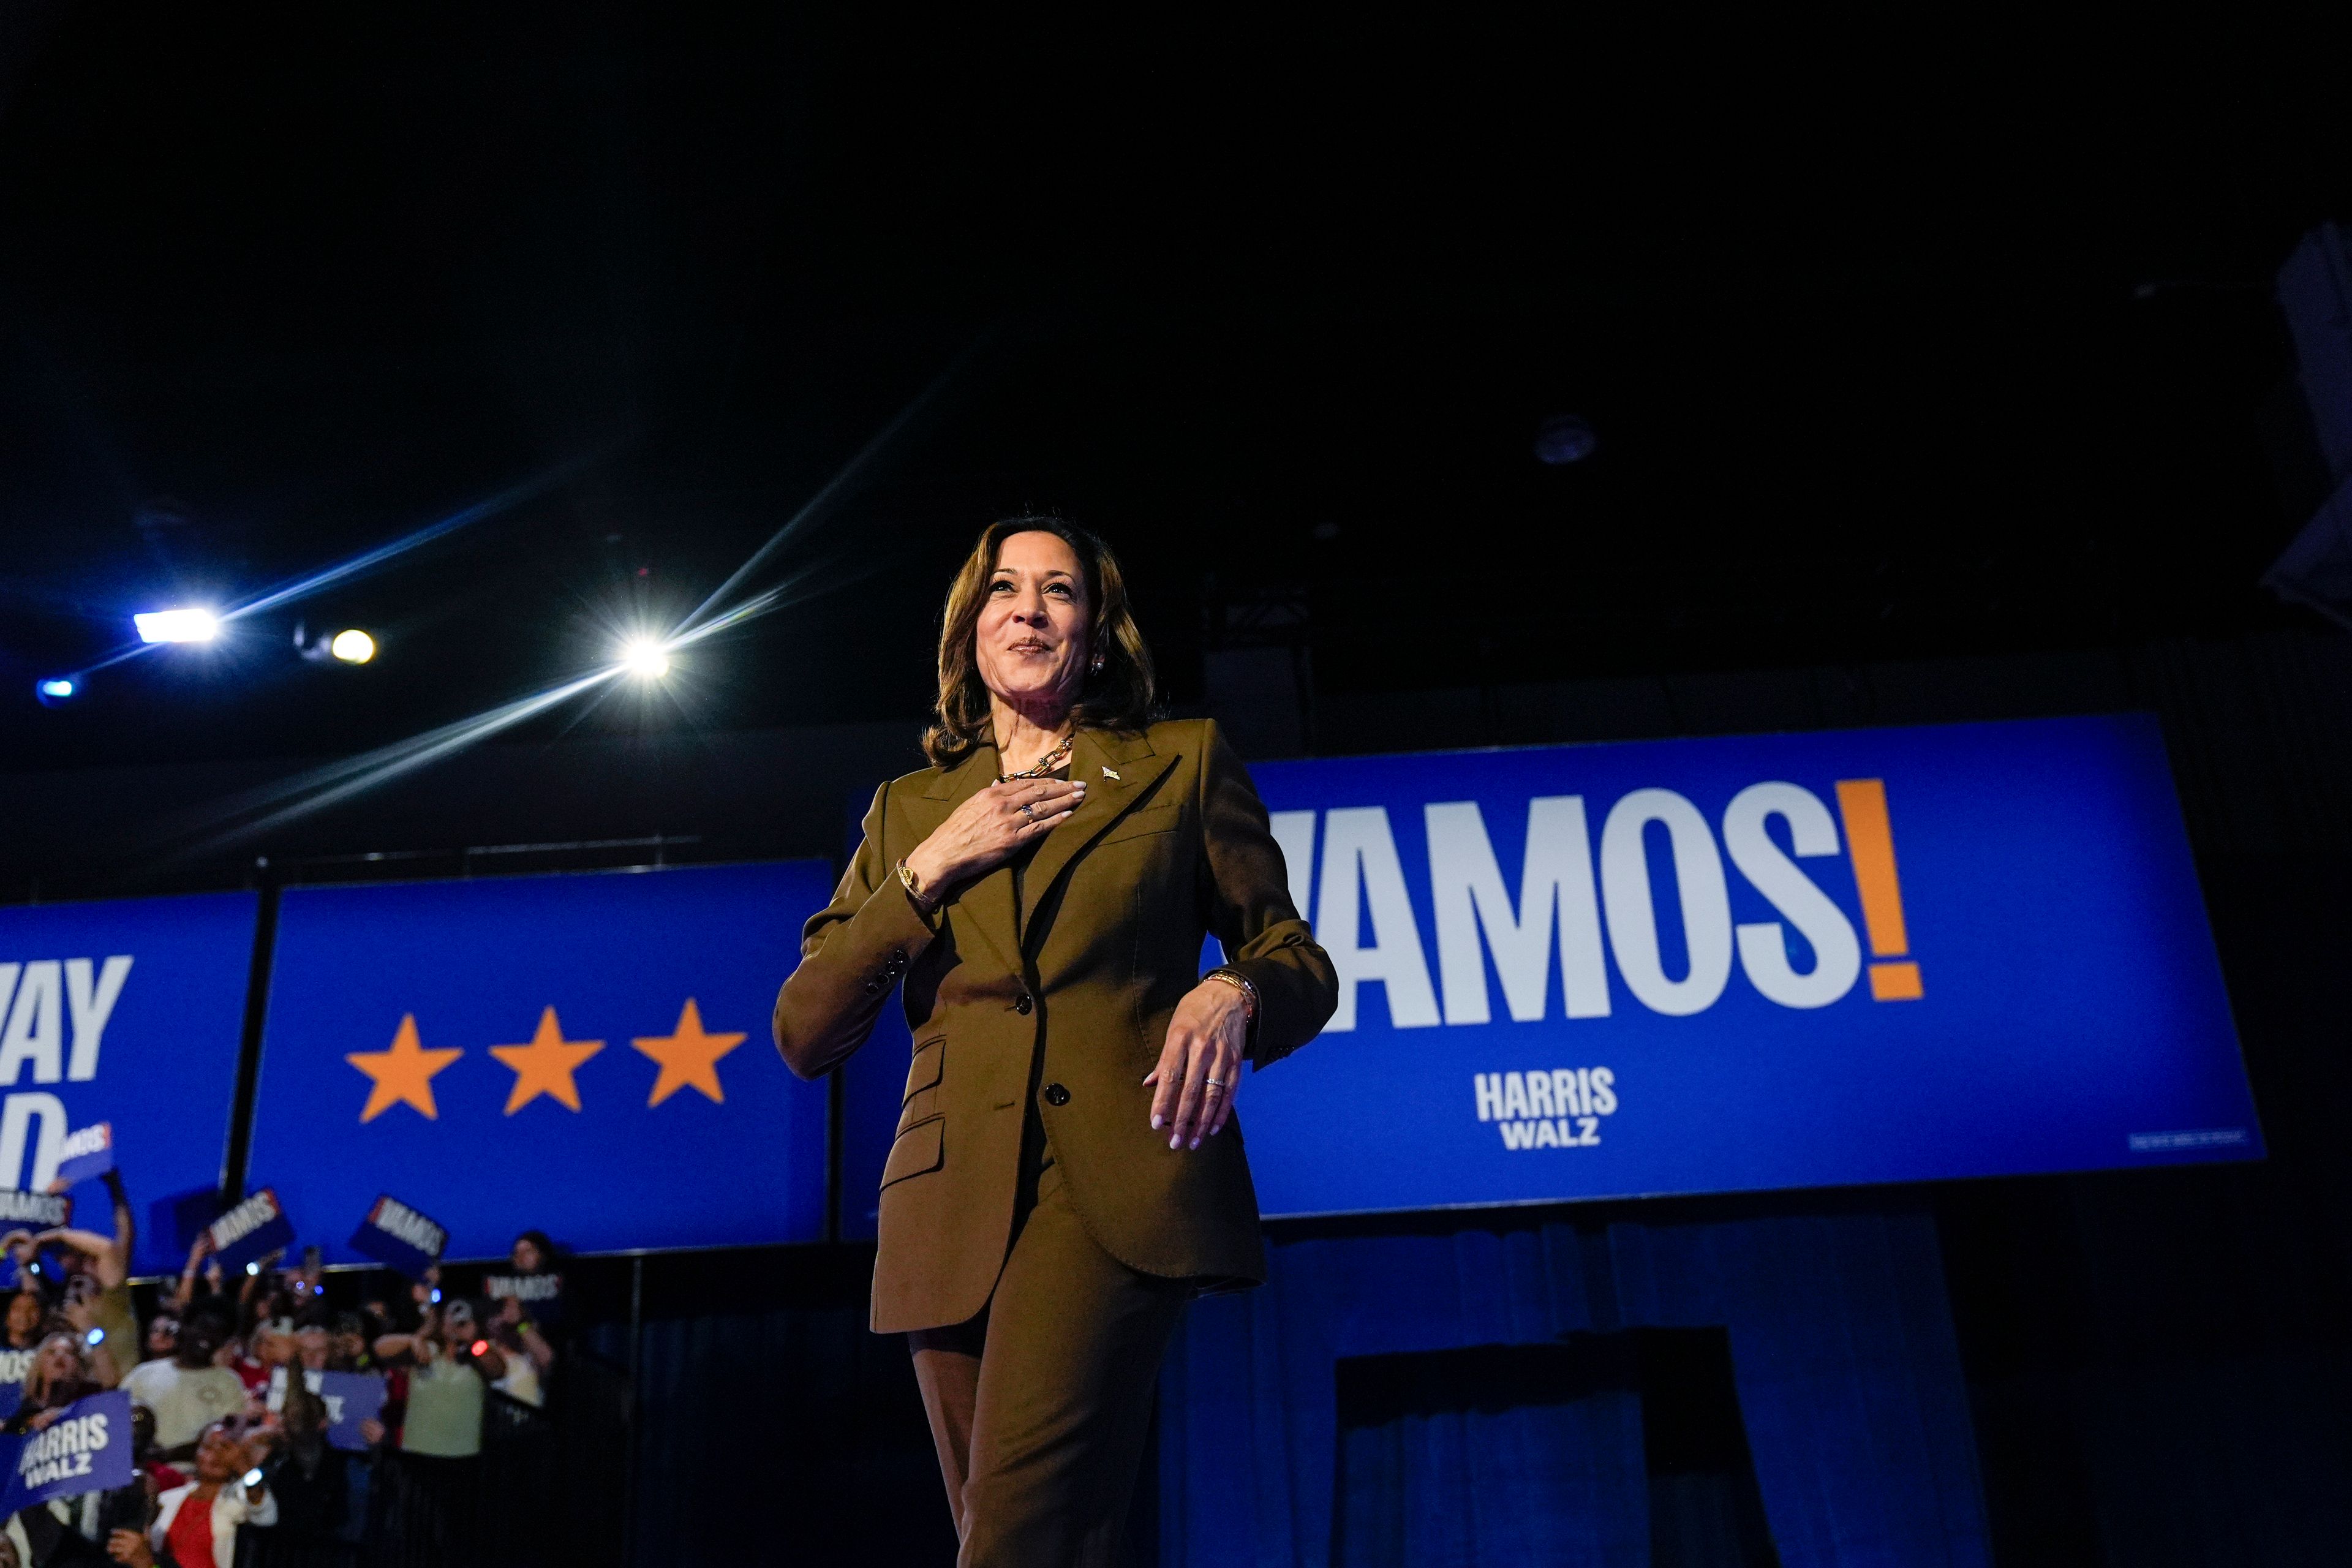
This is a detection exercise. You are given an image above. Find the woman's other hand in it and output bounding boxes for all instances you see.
[1146,981,1248,1150]
[903,777,1087,899]
[107,1530,156,1567]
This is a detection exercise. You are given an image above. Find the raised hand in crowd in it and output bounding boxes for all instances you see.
[408,1262,441,1311]
[35,1165,137,1287]
[237,1248,286,1314]
[60,1279,123,1387]
[172,1231,218,1314]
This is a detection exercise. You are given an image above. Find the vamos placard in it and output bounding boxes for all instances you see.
[1232,713,2257,1216]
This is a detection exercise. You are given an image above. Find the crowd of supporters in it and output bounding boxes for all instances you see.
[0,1171,565,1567]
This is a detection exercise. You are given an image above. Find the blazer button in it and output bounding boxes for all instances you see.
[1014,994,1034,1016]
[1043,1083,1070,1106]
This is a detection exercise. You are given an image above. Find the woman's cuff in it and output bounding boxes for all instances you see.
[851,869,940,959]
[894,858,945,932]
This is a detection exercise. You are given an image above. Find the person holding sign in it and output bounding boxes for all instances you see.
[774,518,1338,1566]
[5,1332,102,1433]
[108,1419,277,1568]
[34,1166,141,1373]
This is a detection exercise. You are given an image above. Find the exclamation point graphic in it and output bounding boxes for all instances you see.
[1834,778,1923,1001]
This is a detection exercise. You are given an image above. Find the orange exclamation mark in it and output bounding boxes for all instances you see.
[1834,778,1924,1001]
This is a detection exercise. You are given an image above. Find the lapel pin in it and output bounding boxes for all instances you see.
[1101,766,1120,780]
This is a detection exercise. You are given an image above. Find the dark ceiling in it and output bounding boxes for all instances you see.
[1,8,2345,772]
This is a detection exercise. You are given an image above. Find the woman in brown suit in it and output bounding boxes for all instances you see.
[774,516,1336,1566]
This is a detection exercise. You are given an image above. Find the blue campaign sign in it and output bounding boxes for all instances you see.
[53,1123,114,1188]
[1226,712,2256,1215]
[209,1186,296,1272]
[349,1194,447,1280]
[0,894,257,1274]
[0,1390,134,1512]
[247,862,831,1262]
[316,1370,388,1451]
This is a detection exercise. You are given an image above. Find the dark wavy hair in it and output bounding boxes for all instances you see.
[922,516,1159,769]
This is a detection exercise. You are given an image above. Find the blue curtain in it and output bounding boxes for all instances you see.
[1333,1341,1650,1567]
[1158,1204,1989,1568]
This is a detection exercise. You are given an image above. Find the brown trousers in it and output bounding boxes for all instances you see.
[908,1129,1188,1568]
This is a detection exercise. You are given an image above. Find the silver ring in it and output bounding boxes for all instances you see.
[1019,802,1035,820]
[1205,1077,1226,1090]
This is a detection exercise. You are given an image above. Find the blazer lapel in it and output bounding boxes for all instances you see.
[1017,728,1176,939]
[915,749,1022,979]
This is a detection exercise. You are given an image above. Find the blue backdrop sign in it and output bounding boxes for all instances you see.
[247,862,830,1261]
[1229,712,2256,1215]
[845,712,2256,1226]
[0,894,256,1273]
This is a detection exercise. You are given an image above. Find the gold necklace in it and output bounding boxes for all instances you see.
[998,733,1075,783]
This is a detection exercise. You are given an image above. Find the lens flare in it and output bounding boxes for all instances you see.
[329,629,377,664]
[134,608,220,644]
[622,639,671,678]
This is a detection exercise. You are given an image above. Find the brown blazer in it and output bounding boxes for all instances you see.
[773,718,1337,1334]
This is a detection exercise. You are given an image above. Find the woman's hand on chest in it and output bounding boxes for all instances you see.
[904,777,1088,897]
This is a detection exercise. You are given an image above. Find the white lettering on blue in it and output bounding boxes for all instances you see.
[1722,783,1860,1008]
[1316,807,1441,1032]
[1479,1066,1616,1149]
[1597,790,1733,1017]
[1426,796,1611,1025]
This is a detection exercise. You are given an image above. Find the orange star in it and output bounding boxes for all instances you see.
[489,1006,605,1115]
[632,998,747,1107]
[347,1014,464,1123]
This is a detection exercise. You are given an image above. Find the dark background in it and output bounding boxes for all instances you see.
[2,9,2344,769]
[7,9,2352,1565]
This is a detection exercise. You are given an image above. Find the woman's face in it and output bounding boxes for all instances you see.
[974,531,1090,718]
[511,1238,542,1273]
[32,1336,77,1385]
[147,1315,178,1356]
[6,1292,39,1340]
[194,1425,244,1485]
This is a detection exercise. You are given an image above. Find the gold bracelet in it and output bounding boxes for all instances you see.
[894,858,936,913]
[1204,967,1258,1022]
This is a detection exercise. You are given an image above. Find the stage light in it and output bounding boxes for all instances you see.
[330,629,377,665]
[134,607,221,644]
[34,678,75,704]
[622,638,671,679]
